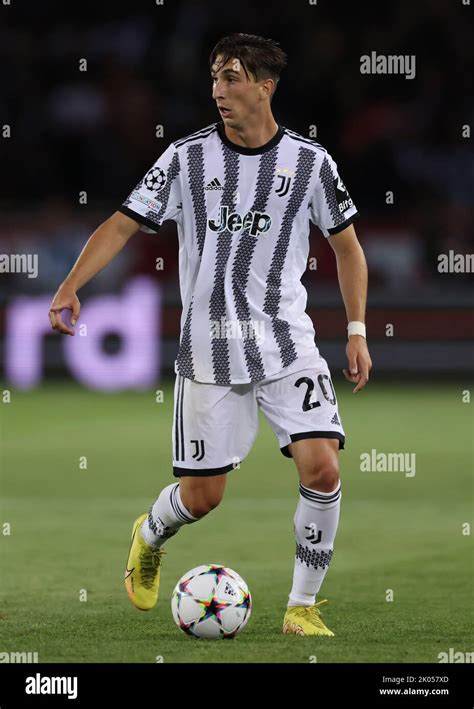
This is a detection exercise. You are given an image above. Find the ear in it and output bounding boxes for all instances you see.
[260,77,275,100]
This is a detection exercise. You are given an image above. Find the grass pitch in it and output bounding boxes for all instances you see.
[0,379,472,663]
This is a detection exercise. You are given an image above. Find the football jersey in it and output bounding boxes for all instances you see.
[119,122,359,385]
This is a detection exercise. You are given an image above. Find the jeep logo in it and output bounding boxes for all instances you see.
[208,206,272,236]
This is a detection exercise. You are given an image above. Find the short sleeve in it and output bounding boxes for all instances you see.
[119,144,182,234]
[309,152,359,237]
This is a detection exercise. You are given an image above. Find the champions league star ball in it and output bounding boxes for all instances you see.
[144,166,166,193]
[171,564,252,639]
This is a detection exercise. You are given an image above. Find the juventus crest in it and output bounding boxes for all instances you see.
[275,167,295,197]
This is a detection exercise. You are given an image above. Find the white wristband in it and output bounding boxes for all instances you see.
[347,321,366,338]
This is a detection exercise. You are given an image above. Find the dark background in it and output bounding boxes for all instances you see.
[1,0,473,383]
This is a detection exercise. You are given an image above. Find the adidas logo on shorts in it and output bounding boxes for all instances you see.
[331,412,340,425]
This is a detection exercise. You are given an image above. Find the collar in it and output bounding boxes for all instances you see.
[216,121,285,155]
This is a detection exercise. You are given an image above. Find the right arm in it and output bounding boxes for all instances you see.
[49,211,140,335]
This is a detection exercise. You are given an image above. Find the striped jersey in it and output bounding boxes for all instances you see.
[119,122,359,384]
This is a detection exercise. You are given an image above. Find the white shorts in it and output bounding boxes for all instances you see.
[171,353,345,477]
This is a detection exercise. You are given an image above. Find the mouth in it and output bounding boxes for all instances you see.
[218,106,232,118]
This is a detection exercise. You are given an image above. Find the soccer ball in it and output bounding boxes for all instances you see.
[171,564,252,639]
[144,166,166,193]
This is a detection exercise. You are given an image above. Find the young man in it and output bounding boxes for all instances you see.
[50,33,372,637]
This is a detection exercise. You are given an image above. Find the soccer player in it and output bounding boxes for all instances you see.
[49,33,372,637]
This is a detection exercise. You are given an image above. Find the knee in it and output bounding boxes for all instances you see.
[301,461,340,493]
[182,489,224,519]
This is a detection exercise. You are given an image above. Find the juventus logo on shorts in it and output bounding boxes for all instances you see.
[191,439,205,461]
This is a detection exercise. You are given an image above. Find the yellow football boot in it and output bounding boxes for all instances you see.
[124,513,166,611]
[283,600,335,637]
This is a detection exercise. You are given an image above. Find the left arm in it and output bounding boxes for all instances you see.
[328,224,373,393]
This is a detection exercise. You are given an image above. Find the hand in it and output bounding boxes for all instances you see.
[343,335,372,393]
[49,283,81,336]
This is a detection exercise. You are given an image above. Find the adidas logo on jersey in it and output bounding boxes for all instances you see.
[205,178,223,190]
[331,412,340,425]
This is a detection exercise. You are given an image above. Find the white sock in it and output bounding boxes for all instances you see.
[141,482,199,548]
[288,482,341,607]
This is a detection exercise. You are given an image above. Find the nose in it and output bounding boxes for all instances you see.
[212,79,224,101]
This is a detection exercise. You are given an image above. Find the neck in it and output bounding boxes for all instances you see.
[223,113,279,148]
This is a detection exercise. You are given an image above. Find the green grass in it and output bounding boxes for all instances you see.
[0,379,472,663]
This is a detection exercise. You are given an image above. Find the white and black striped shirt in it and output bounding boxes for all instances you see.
[119,122,359,384]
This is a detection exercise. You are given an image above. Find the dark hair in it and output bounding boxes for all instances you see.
[209,33,287,88]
